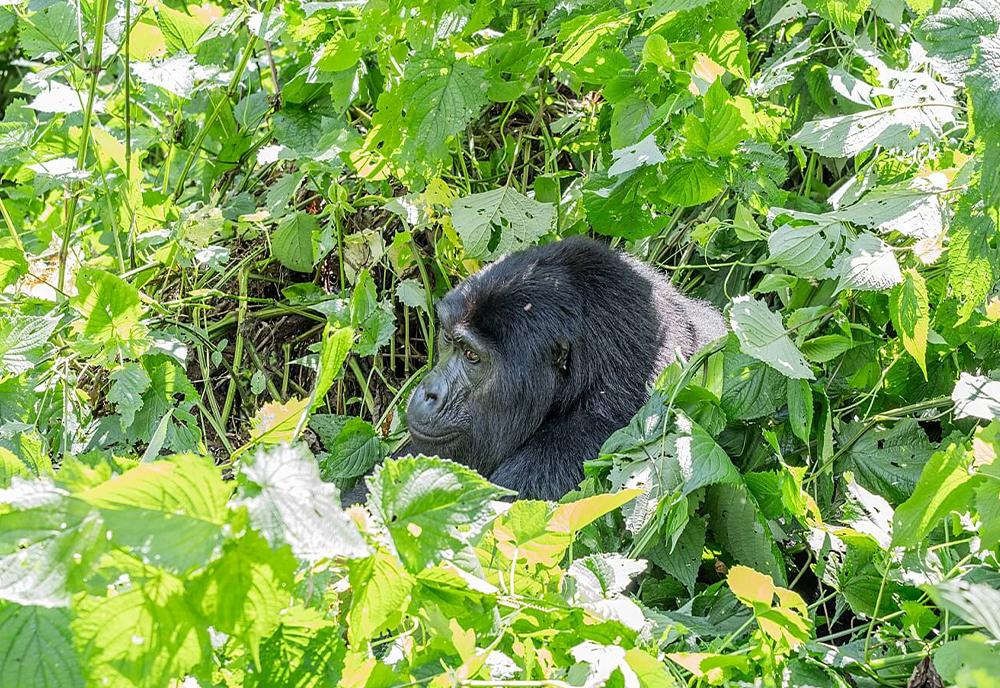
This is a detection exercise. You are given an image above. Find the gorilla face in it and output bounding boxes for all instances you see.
[405,290,565,477]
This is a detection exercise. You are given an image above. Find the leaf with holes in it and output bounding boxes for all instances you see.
[452,186,555,259]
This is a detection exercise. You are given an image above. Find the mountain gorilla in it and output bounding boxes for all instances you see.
[348,236,726,503]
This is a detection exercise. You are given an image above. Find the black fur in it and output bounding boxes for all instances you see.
[347,236,726,503]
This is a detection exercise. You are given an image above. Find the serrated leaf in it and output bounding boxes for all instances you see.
[838,182,946,239]
[311,325,353,411]
[272,212,320,273]
[348,548,413,645]
[451,187,554,259]
[79,455,231,573]
[928,579,1000,641]
[660,159,725,207]
[0,315,58,375]
[0,604,82,688]
[789,104,953,157]
[249,606,343,688]
[948,204,999,322]
[730,296,814,379]
[18,3,77,59]
[312,415,384,480]
[73,567,205,688]
[832,232,903,292]
[767,216,844,278]
[706,483,786,584]
[584,168,670,240]
[108,362,151,430]
[70,267,149,365]
[890,268,930,378]
[892,442,976,547]
[804,0,871,34]
[683,80,747,158]
[369,456,512,572]
[156,3,210,53]
[232,444,369,562]
[0,479,104,607]
[916,0,1000,79]
[608,134,666,176]
[720,347,789,420]
[787,378,813,444]
[839,419,935,503]
[250,397,310,445]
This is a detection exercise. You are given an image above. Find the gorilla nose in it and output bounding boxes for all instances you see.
[409,375,446,424]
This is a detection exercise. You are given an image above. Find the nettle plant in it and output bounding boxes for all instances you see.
[0,0,999,686]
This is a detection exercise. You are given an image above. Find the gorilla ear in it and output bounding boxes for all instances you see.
[553,341,570,373]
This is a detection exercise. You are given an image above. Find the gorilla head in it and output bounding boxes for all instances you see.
[403,236,727,500]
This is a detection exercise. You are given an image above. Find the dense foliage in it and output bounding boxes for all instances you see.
[1,0,1000,686]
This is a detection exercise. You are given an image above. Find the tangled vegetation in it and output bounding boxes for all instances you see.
[1,0,999,686]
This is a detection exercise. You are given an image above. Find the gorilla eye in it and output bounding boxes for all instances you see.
[463,349,480,364]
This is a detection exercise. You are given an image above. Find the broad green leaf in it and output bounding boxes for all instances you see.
[156,3,210,53]
[348,548,413,645]
[79,455,231,573]
[804,0,871,34]
[371,51,488,182]
[0,240,27,289]
[608,134,666,177]
[706,483,786,584]
[832,232,903,293]
[249,606,344,688]
[18,2,77,58]
[451,187,555,259]
[192,530,296,663]
[660,159,725,207]
[646,516,706,593]
[72,567,206,688]
[729,295,814,379]
[0,604,82,688]
[720,348,788,420]
[369,456,511,572]
[312,415,385,480]
[0,448,32,488]
[839,419,935,504]
[916,0,1000,79]
[948,204,999,322]
[0,315,58,375]
[683,80,746,158]
[0,479,104,607]
[108,362,151,430]
[952,372,1000,420]
[272,212,321,273]
[789,104,953,157]
[838,182,946,240]
[250,397,310,445]
[232,444,369,562]
[766,216,844,278]
[889,269,930,378]
[892,443,976,547]
[584,168,671,240]
[70,267,149,365]
[927,579,1000,641]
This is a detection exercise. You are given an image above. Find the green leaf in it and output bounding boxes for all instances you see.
[192,530,297,663]
[371,51,488,183]
[347,549,413,645]
[0,479,104,607]
[948,203,999,323]
[889,268,930,378]
[659,159,725,207]
[70,267,149,365]
[804,0,871,34]
[18,2,77,59]
[272,212,321,273]
[706,483,786,584]
[832,232,903,293]
[0,315,58,375]
[108,362,151,430]
[0,604,82,688]
[927,579,1000,641]
[789,105,951,157]
[0,240,28,289]
[839,419,935,504]
[916,0,1000,79]
[952,373,1000,420]
[786,378,813,444]
[156,3,210,53]
[249,606,345,688]
[311,325,353,411]
[766,215,844,278]
[892,443,976,547]
[720,347,788,420]
[584,168,671,240]
[232,444,369,562]
[79,454,231,573]
[729,295,814,380]
[451,186,555,259]
[369,456,512,572]
[683,80,746,158]
[312,415,384,480]
[72,566,206,688]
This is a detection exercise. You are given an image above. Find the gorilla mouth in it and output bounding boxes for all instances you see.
[408,426,461,445]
